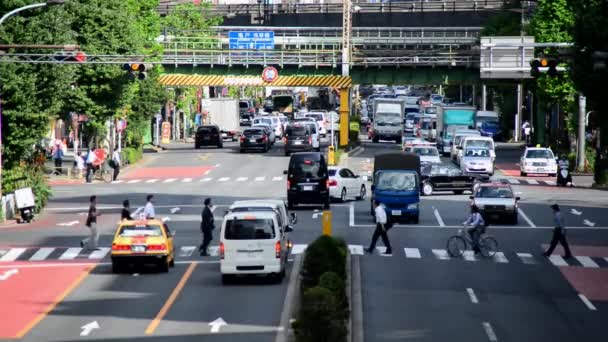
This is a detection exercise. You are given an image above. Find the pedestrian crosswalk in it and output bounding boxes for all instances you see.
[2,245,607,269]
[108,176,286,185]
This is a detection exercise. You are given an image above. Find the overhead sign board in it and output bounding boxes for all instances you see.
[480,36,535,79]
[228,31,274,50]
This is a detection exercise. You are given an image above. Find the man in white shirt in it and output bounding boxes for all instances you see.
[144,194,156,219]
[85,148,97,183]
[365,200,393,255]
[111,149,121,181]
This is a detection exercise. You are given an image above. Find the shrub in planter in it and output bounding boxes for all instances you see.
[319,271,348,319]
[301,236,347,290]
[294,286,347,342]
[121,147,143,165]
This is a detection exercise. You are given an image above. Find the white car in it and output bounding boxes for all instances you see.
[457,136,496,166]
[520,147,558,177]
[305,112,328,137]
[471,183,520,224]
[461,148,494,176]
[328,167,367,202]
[404,145,441,164]
[220,210,291,284]
[450,130,481,161]
[253,116,282,140]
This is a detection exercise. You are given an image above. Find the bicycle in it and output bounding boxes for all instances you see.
[93,162,113,183]
[447,225,498,258]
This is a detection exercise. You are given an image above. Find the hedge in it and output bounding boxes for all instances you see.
[294,235,348,342]
[121,147,143,165]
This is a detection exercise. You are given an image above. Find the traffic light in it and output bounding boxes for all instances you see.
[530,59,542,77]
[529,58,560,77]
[122,63,152,80]
[547,59,558,77]
[53,51,87,63]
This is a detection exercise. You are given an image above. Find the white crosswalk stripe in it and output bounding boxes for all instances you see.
[30,247,55,261]
[546,180,556,186]
[112,180,124,184]
[127,179,141,184]
[182,178,193,183]
[201,178,213,182]
[218,177,230,182]
[348,245,364,255]
[208,246,219,257]
[575,256,599,268]
[179,246,196,257]
[432,249,450,260]
[59,247,82,260]
[88,247,111,259]
[404,248,421,259]
[527,179,539,185]
[291,244,308,255]
[508,178,520,185]
[548,255,568,267]
[236,177,248,182]
[375,247,391,255]
[255,177,265,181]
[163,178,177,183]
[0,248,27,262]
[462,251,477,261]
[493,252,509,263]
[272,176,283,181]
[145,179,159,183]
[517,252,536,264]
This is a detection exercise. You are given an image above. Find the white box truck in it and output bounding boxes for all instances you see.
[202,98,240,141]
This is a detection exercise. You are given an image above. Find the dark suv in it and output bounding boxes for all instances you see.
[284,123,313,156]
[195,125,223,149]
[284,152,330,209]
[240,127,271,152]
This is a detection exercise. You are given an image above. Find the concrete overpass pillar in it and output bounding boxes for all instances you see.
[472,84,476,108]
[459,85,463,102]
[482,84,487,111]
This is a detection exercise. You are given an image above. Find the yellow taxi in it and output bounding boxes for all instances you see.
[110,219,175,273]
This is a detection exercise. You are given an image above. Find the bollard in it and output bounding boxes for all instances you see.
[328,146,336,166]
[322,210,332,236]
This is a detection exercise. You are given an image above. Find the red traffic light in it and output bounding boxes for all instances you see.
[74,51,86,62]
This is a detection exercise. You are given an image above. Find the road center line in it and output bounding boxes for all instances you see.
[518,208,536,228]
[433,207,445,227]
[482,322,498,341]
[145,262,197,335]
[466,288,479,304]
[578,294,597,311]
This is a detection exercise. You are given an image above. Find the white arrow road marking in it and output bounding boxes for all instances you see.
[583,219,596,227]
[80,321,100,336]
[571,209,582,216]
[209,317,227,333]
[179,246,196,257]
[0,268,18,280]
[57,220,80,227]
[170,207,181,214]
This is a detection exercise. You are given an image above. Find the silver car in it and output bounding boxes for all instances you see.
[470,184,520,224]
[461,148,494,176]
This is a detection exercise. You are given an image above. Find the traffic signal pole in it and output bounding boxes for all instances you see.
[577,95,587,172]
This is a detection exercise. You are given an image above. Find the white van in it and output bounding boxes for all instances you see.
[457,136,496,165]
[220,211,292,284]
[228,199,297,233]
[450,129,481,161]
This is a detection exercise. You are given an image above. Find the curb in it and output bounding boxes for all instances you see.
[351,254,363,342]
[276,253,303,342]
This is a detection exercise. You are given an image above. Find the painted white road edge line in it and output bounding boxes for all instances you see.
[482,322,498,341]
[466,288,479,304]
[518,208,536,228]
[433,207,445,227]
[578,294,597,311]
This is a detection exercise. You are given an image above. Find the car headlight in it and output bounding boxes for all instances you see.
[407,203,419,210]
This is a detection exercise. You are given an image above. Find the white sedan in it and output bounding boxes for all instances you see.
[520,147,558,176]
[328,167,367,202]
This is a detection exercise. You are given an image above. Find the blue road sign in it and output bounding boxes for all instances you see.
[228,31,275,50]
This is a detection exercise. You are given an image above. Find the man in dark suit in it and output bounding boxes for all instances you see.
[199,198,215,256]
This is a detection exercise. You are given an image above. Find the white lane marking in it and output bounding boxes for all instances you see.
[127,179,141,184]
[463,251,477,261]
[433,207,445,227]
[376,247,391,256]
[30,247,55,261]
[236,177,248,182]
[404,248,421,259]
[218,177,230,182]
[163,178,177,183]
[482,322,498,341]
[88,247,110,259]
[312,212,321,219]
[348,245,364,255]
[493,252,508,263]
[466,288,479,304]
[272,176,283,181]
[518,208,536,228]
[548,255,568,267]
[59,247,82,260]
[575,256,599,268]
[57,220,80,227]
[291,244,307,255]
[208,246,219,256]
[255,177,265,181]
[0,248,27,262]
[517,252,536,264]
[112,180,123,184]
[182,178,193,183]
[432,249,450,260]
[508,178,520,184]
[145,179,159,183]
[201,178,213,182]
[349,202,354,227]
[578,294,597,311]
[546,180,556,186]
[179,246,196,257]
[527,179,539,185]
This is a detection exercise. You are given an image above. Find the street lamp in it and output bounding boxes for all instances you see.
[0,0,67,214]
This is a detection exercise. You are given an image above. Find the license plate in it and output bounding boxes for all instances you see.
[132,245,146,253]
[536,168,544,172]
[303,185,313,191]
[203,137,210,140]
[250,139,256,143]
[391,210,401,216]
[294,141,302,145]
[221,133,227,138]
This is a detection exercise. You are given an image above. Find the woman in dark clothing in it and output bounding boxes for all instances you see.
[121,200,132,221]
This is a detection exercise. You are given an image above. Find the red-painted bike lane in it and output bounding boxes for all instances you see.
[0,263,93,339]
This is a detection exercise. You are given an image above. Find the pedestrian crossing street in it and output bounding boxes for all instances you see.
[2,245,607,269]
[112,175,286,185]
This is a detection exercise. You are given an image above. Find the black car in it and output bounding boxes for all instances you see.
[284,152,330,209]
[240,127,271,152]
[420,163,489,196]
[284,123,313,156]
[240,114,252,126]
[195,125,223,149]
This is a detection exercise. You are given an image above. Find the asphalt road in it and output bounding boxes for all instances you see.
[1,137,607,342]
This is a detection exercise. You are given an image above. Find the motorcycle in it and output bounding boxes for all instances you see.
[15,187,36,223]
[557,162,573,187]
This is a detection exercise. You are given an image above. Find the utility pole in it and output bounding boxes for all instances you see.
[341,0,352,77]
[577,94,586,172]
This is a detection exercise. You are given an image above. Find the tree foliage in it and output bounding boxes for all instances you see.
[162,2,223,36]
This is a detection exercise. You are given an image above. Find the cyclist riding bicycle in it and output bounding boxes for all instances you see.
[463,205,486,254]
